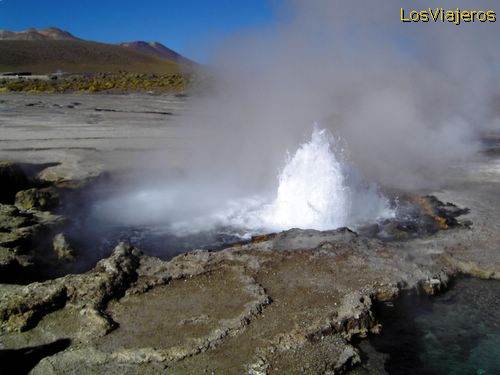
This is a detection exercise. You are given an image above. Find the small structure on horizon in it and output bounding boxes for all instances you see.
[1,72,32,77]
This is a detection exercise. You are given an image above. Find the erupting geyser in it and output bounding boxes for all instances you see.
[262,127,348,231]
[93,126,393,238]
[218,125,392,234]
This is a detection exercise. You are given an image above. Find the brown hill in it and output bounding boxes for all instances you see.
[0,28,194,74]
[0,40,181,74]
[0,27,80,41]
[120,41,196,66]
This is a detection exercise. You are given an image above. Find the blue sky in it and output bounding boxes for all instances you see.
[0,0,280,62]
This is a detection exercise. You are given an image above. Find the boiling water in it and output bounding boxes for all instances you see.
[91,126,393,245]
[261,127,348,230]
[214,126,392,234]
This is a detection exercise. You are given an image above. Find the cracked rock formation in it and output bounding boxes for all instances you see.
[0,203,65,283]
[0,202,497,375]
[0,128,499,374]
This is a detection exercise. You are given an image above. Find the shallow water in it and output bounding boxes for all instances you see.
[369,277,500,374]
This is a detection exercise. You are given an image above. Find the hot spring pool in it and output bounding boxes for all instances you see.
[367,277,500,374]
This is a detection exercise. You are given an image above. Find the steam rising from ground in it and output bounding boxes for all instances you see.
[95,127,392,236]
[210,127,393,234]
[96,1,499,240]
[263,127,349,230]
[177,0,499,190]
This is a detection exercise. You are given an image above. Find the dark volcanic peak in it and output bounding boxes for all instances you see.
[120,41,195,65]
[0,27,80,41]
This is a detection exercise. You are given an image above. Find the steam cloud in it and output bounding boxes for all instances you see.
[180,0,499,189]
[98,0,500,234]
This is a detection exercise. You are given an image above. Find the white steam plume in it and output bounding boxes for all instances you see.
[99,1,499,237]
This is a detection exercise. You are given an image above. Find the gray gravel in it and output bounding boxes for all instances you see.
[0,93,193,182]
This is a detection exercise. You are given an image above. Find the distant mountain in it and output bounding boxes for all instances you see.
[0,28,195,74]
[120,41,196,66]
[0,27,80,41]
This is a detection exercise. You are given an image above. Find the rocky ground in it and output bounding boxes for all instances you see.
[0,94,499,374]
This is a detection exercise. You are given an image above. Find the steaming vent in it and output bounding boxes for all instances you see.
[92,126,394,247]
[260,127,348,230]
[215,126,392,235]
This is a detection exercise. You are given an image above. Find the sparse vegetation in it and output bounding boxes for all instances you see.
[0,35,204,93]
[0,72,195,93]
